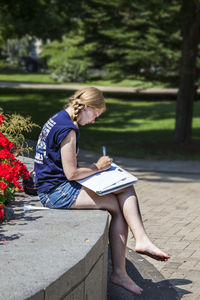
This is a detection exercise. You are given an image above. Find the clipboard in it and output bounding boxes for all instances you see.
[77,163,138,196]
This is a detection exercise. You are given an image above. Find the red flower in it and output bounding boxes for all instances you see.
[0,149,15,160]
[0,182,7,190]
[0,123,29,205]
[0,132,15,151]
[0,204,4,220]
[0,115,6,126]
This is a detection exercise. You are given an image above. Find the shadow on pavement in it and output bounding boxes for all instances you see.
[107,248,191,300]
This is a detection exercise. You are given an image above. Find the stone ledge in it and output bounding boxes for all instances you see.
[0,155,109,300]
[1,205,109,300]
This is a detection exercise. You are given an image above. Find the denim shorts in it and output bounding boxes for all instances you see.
[38,181,82,209]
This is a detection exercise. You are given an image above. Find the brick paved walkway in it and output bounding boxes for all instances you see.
[127,169,200,299]
[78,149,200,300]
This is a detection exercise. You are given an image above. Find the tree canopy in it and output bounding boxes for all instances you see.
[0,0,80,40]
[0,0,200,144]
[80,0,182,83]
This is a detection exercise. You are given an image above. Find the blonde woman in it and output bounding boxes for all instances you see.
[35,87,169,295]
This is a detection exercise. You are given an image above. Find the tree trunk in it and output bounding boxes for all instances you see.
[174,0,200,143]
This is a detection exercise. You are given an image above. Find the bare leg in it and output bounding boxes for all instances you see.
[72,187,143,294]
[115,186,170,261]
[108,205,143,294]
[108,215,143,294]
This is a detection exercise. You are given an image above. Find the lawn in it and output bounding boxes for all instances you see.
[0,64,166,88]
[0,88,199,160]
[0,64,55,84]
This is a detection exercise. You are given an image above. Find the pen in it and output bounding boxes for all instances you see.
[102,146,106,156]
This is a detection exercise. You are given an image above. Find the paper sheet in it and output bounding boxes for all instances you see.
[77,163,138,194]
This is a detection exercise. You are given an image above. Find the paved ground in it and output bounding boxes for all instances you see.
[126,165,200,300]
[77,149,200,300]
[0,81,178,94]
[1,81,200,100]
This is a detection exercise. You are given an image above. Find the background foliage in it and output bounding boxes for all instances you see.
[0,0,200,145]
[41,32,92,82]
[37,0,183,85]
[0,0,183,85]
[0,0,199,86]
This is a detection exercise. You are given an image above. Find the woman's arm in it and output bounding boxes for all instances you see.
[60,130,111,181]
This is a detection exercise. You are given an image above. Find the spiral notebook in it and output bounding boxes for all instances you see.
[77,163,138,196]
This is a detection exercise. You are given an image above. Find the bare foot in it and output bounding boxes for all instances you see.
[110,272,143,295]
[135,239,170,261]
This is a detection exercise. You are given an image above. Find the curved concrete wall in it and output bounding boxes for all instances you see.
[1,208,109,300]
[1,157,109,300]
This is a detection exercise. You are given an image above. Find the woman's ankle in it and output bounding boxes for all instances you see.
[110,270,143,295]
[111,268,127,278]
[135,233,151,246]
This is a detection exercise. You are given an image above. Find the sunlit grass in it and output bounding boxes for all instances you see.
[0,89,199,160]
[0,64,166,87]
[0,73,55,83]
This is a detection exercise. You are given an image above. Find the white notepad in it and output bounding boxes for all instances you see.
[77,163,138,196]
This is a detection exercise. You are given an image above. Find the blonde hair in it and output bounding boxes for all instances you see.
[65,87,105,126]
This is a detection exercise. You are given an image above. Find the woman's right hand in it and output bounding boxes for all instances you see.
[95,156,112,171]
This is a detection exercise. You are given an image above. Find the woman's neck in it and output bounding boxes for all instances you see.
[65,106,79,127]
[65,106,73,120]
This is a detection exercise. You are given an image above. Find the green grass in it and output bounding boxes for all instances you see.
[0,64,166,88]
[0,64,55,83]
[0,88,199,160]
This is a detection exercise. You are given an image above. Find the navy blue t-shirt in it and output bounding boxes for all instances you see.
[34,110,80,193]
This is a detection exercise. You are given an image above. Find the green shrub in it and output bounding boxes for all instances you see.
[41,33,92,82]
[50,60,89,83]
[0,108,40,156]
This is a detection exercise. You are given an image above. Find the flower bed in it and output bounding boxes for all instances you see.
[0,111,38,221]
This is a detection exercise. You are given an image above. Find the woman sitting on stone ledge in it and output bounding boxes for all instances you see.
[34,87,170,295]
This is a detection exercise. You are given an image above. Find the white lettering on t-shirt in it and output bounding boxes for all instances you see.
[34,118,56,164]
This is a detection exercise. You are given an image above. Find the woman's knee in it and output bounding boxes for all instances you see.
[115,185,136,196]
[106,196,122,216]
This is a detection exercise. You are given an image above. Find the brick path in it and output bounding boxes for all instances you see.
[78,149,200,299]
[124,165,200,299]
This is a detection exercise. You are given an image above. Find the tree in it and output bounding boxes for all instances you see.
[41,31,92,82]
[80,0,181,83]
[0,0,199,144]
[174,0,200,143]
[81,0,200,143]
[0,0,80,41]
